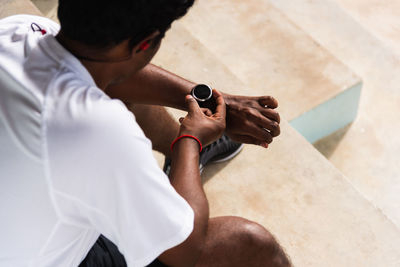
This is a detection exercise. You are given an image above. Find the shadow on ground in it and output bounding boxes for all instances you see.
[313,123,352,158]
[201,161,232,184]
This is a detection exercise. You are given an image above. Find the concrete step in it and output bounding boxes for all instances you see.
[177,0,362,143]
[267,0,400,230]
[334,0,400,58]
[30,0,57,21]
[152,22,400,266]
[0,0,41,18]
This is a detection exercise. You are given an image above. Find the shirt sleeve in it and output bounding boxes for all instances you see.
[45,86,194,266]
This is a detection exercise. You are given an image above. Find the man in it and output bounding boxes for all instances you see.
[0,0,290,266]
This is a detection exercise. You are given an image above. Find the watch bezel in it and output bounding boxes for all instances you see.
[191,84,213,102]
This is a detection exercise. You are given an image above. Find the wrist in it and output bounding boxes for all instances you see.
[170,137,202,165]
[220,92,236,128]
[220,91,234,107]
[171,134,203,153]
[178,126,204,145]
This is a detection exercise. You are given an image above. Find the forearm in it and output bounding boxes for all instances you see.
[159,138,209,267]
[105,64,196,110]
[170,138,209,228]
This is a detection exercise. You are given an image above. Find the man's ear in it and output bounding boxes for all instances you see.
[134,30,161,54]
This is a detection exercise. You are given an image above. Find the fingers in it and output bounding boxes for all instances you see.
[259,109,280,137]
[229,134,269,148]
[229,134,257,144]
[243,121,273,144]
[224,94,280,147]
[185,94,201,114]
[244,108,280,137]
[261,108,280,124]
[260,117,280,137]
[212,89,226,120]
[255,117,280,137]
[258,96,278,109]
[201,108,213,117]
[265,121,280,137]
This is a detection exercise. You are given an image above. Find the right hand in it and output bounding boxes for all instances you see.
[179,89,226,146]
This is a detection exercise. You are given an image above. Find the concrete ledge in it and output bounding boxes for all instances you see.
[179,0,362,143]
[30,0,58,22]
[290,81,362,143]
[266,0,400,229]
[0,0,41,19]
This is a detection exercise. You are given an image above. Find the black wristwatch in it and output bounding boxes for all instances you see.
[190,84,217,112]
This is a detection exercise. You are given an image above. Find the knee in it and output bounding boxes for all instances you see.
[235,220,291,267]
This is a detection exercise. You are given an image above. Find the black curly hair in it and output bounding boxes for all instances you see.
[58,0,195,49]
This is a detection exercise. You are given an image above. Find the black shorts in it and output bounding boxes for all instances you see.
[79,235,168,267]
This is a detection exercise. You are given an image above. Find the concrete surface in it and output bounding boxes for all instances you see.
[29,0,52,15]
[0,0,40,18]
[335,0,400,57]
[26,0,57,21]
[153,22,400,266]
[178,0,362,143]
[290,82,361,143]
[268,0,400,228]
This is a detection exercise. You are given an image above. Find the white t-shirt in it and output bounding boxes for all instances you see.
[0,15,194,267]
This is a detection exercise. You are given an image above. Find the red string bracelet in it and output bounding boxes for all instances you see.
[171,135,203,152]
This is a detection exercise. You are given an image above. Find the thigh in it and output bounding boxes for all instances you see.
[128,104,179,156]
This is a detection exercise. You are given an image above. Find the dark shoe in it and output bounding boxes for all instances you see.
[163,135,244,175]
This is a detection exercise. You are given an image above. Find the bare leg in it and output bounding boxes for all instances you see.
[128,104,179,158]
[195,216,291,267]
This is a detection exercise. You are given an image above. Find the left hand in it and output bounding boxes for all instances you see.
[222,93,281,147]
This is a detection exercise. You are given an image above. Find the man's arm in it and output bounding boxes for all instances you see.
[157,93,226,267]
[158,137,207,267]
[106,63,281,146]
[106,64,193,110]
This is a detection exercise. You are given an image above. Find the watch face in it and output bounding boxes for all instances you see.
[192,84,212,101]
